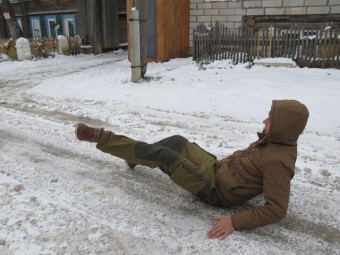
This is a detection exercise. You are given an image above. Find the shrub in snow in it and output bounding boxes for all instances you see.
[196,56,210,70]
[7,39,17,60]
[80,44,94,54]
[0,38,17,60]
[30,38,57,59]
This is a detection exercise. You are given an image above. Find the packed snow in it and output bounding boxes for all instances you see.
[0,50,339,255]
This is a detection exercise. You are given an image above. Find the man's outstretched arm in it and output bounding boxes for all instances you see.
[207,215,235,239]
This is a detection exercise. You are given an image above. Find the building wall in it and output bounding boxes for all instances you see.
[243,0,340,16]
[13,0,79,14]
[11,0,79,38]
[119,0,127,44]
[5,0,127,46]
[190,0,340,48]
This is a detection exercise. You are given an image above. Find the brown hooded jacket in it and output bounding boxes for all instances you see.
[215,100,309,230]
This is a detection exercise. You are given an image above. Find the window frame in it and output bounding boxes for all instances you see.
[29,16,42,39]
[62,14,76,37]
[16,16,23,31]
[45,15,57,38]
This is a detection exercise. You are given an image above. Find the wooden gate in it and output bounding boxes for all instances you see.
[80,0,119,53]
[127,0,189,62]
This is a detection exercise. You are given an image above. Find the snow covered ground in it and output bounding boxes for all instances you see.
[0,51,339,255]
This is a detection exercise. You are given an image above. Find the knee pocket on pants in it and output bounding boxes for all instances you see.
[170,162,209,195]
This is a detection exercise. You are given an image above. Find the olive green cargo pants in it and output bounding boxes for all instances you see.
[96,131,221,205]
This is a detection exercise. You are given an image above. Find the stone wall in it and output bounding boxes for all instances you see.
[190,0,340,48]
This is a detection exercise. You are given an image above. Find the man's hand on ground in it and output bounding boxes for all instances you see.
[207,215,235,240]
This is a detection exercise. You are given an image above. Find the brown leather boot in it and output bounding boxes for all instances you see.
[125,161,137,170]
[75,123,103,143]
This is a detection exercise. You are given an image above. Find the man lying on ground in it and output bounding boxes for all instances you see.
[75,99,309,239]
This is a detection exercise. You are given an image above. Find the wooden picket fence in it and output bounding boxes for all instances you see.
[193,22,340,69]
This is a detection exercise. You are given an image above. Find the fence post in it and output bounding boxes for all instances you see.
[334,27,340,68]
[130,8,141,82]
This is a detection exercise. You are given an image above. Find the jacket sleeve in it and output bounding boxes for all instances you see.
[231,161,292,230]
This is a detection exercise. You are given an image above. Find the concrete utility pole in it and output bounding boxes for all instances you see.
[0,0,23,38]
[129,0,147,82]
[130,8,141,82]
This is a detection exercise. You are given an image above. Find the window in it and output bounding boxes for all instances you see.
[16,17,23,31]
[45,15,57,37]
[62,14,76,37]
[29,16,42,39]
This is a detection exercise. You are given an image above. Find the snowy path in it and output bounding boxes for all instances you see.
[0,52,339,254]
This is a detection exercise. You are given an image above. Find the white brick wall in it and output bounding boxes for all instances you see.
[189,0,340,49]
[285,7,307,15]
[307,6,330,14]
[265,7,285,15]
[305,0,328,6]
[189,0,243,48]
[329,0,340,5]
[331,5,340,13]
[283,0,304,7]
[262,0,283,8]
